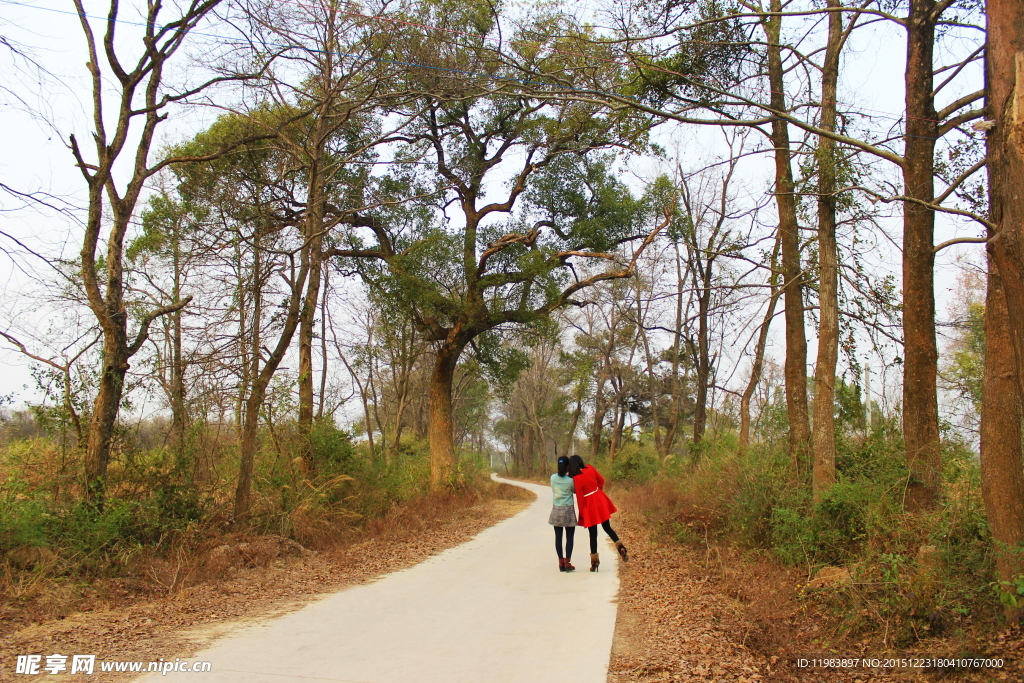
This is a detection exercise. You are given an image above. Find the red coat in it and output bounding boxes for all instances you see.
[573,466,617,527]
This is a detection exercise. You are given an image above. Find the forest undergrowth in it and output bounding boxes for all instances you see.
[0,420,518,634]
[596,424,1024,680]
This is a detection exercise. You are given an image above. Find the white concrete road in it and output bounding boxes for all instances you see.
[135,475,621,683]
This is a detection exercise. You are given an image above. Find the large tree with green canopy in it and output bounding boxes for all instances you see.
[331,36,675,485]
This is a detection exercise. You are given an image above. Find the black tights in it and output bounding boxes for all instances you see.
[554,526,575,559]
[588,520,619,554]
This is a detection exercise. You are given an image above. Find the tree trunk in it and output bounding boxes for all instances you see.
[169,231,192,480]
[428,338,467,489]
[233,242,309,522]
[590,378,608,460]
[766,0,810,472]
[660,243,689,460]
[564,398,582,457]
[980,259,1024,619]
[901,0,941,511]
[812,0,843,502]
[297,168,325,476]
[692,262,712,444]
[234,379,264,523]
[341,350,376,460]
[609,395,628,462]
[637,288,664,454]
[318,267,330,420]
[297,253,322,472]
[73,0,209,504]
[981,0,1024,619]
[534,421,548,471]
[85,334,129,501]
[985,0,1024,404]
[740,234,782,455]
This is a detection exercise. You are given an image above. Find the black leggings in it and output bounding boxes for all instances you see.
[554,526,575,559]
[588,520,619,554]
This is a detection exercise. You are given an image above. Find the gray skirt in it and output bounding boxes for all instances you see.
[548,504,577,527]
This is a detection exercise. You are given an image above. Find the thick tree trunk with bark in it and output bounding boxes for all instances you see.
[766,0,810,471]
[980,263,1024,616]
[428,337,467,489]
[74,1,206,502]
[234,377,266,523]
[901,0,942,511]
[85,333,130,499]
[985,1,1024,402]
[812,0,843,502]
[981,0,1024,617]
[298,116,331,475]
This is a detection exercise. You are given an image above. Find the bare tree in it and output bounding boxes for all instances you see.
[69,0,244,501]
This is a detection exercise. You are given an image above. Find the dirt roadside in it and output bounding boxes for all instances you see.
[607,507,1023,683]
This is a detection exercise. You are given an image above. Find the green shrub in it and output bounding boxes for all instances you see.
[611,442,659,483]
[0,492,51,551]
[769,504,811,566]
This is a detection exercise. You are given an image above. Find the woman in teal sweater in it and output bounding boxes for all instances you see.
[549,455,577,571]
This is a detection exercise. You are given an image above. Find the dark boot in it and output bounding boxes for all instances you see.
[615,540,629,562]
[558,558,566,572]
[590,553,600,572]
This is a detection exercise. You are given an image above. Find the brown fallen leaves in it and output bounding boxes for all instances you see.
[0,493,531,683]
[608,517,786,683]
[606,509,1023,683]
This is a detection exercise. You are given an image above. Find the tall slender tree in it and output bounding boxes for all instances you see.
[811,0,846,501]
[69,0,239,501]
[764,0,810,470]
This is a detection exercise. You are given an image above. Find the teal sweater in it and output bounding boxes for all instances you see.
[550,473,575,507]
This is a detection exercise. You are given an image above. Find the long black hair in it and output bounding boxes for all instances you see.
[568,454,586,478]
[556,456,570,477]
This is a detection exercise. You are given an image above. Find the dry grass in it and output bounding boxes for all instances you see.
[496,471,550,485]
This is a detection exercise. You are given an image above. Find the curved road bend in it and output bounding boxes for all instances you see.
[135,474,621,683]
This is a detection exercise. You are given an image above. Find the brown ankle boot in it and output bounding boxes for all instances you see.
[563,557,575,572]
[615,540,629,562]
[590,553,600,572]
[558,558,566,572]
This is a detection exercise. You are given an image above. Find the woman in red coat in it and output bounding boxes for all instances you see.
[568,455,628,571]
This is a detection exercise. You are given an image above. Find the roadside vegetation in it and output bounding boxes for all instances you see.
[0,415,520,628]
